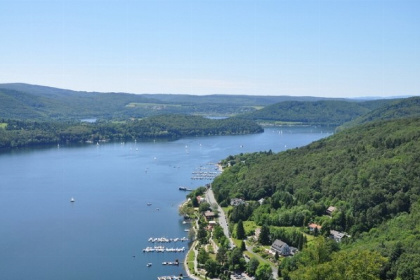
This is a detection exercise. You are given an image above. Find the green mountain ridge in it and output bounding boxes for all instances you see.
[238,99,396,126]
[0,83,336,120]
[339,96,420,129]
[0,83,395,122]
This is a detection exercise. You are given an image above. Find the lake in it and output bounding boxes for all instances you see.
[0,126,334,280]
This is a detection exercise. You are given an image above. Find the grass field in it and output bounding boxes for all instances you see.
[126,102,182,108]
[186,247,195,273]
[0,123,7,129]
[243,221,257,235]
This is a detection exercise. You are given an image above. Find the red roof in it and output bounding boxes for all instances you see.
[309,223,322,230]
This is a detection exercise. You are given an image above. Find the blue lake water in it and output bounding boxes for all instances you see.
[0,127,334,280]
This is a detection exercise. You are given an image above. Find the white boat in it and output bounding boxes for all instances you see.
[147,203,152,206]
[70,197,75,202]
[147,263,152,267]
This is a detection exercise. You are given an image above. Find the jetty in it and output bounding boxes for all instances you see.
[148,237,189,243]
[190,163,221,180]
[162,259,180,265]
[157,276,183,280]
[143,246,185,253]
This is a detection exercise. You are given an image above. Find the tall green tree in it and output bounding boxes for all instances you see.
[236,220,245,239]
[247,257,260,276]
[197,248,210,265]
[259,224,271,245]
[256,263,273,280]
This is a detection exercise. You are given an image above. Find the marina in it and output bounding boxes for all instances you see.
[190,163,221,180]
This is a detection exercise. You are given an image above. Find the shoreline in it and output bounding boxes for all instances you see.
[180,199,201,280]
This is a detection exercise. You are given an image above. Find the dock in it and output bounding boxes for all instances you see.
[143,246,185,253]
[148,237,189,243]
[157,276,183,280]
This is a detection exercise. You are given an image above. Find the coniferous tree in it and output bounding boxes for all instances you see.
[259,224,271,245]
[236,220,245,240]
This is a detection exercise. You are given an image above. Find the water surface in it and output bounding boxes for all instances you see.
[0,127,333,280]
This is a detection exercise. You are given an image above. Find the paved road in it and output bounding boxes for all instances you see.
[205,188,235,248]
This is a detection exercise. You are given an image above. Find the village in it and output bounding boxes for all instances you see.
[180,187,350,280]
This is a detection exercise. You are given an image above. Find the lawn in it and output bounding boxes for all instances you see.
[243,221,257,236]
[0,123,7,129]
[186,247,195,273]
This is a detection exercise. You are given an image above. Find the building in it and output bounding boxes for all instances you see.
[271,239,291,256]
[326,206,337,216]
[308,223,322,232]
[330,230,348,242]
[204,210,216,221]
[196,196,206,204]
[230,198,245,206]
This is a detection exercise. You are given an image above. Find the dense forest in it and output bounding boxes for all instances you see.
[212,116,420,279]
[0,115,262,150]
[238,99,394,126]
[339,96,420,129]
[0,83,332,120]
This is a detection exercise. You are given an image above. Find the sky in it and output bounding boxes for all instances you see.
[0,0,419,97]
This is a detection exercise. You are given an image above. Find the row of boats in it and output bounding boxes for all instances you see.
[143,246,186,253]
[157,276,183,280]
[148,237,188,243]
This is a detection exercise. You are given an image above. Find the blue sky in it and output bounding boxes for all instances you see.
[1,0,419,97]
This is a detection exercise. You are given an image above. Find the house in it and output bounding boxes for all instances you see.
[204,210,216,221]
[196,196,206,204]
[326,206,337,215]
[330,230,348,242]
[258,198,265,205]
[208,220,217,229]
[230,198,245,206]
[308,223,322,232]
[271,239,291,256]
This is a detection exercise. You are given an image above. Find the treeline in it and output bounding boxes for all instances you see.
[212,117,420,279]
[0,83,332,121]
[238,99,394,126]
[339,96,420,129]
[0,115,263,150]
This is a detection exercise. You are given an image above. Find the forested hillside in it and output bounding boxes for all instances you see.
[0,83,331,120]
[238,99,395,126]
[212,117,420,279]
[340,96,420,129]
[0,115,262,150]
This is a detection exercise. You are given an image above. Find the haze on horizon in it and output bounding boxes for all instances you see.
[1,0,419,98]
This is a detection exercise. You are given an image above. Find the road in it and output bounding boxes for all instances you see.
[205,187,234,248]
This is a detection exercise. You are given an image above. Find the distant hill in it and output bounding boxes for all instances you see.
[238,99,395,126]
[0,83,333,121]
[339,96,420,129]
